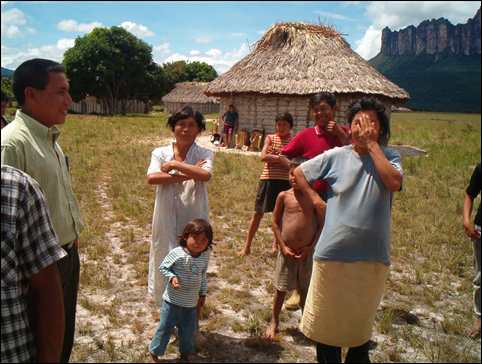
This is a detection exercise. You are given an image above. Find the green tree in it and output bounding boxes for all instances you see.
[63,26,158,115]
[162,60,217,92]
[1,77,14,100]
[163,60,189,91]
[185,61,217,82]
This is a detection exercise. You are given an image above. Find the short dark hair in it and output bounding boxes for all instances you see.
[179,219,214,251]
[275,112,294,128]
[347,98,391,146]
[13,58,65,106]
[167,105,206,132]
[309,92,336,109]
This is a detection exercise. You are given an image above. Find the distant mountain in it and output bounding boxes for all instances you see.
[369,8,481,113]
[1,67,14,78]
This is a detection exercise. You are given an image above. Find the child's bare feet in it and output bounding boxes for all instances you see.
[264,321,279,341]
[149,351,161,363]
[467,317,481,339]
[237,247,250,257]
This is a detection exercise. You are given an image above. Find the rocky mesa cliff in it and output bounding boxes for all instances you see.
[380,8,481,57]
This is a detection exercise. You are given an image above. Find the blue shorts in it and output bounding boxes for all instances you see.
[149,301,197,356]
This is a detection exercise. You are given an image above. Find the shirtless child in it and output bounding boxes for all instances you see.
[265,161,324,340]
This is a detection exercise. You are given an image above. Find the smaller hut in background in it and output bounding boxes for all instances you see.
[162,82,220,114]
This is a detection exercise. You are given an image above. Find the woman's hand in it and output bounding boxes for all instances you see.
[464,220,481,240]
[170,276,180,289]
[325,120,337,134]
[161,161,177,173]
[195,159,207,168]
[352,113,379,149]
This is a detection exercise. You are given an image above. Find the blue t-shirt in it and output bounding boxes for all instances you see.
[301,145,403,266]
[223,111,238,126]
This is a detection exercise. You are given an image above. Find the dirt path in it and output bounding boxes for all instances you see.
[72,173,316,362]
[73,178,165,362]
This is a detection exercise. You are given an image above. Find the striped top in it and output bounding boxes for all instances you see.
[160,246,210,308]
[260,134,292,181]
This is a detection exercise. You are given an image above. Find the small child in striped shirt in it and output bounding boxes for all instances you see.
[149,219,213,363]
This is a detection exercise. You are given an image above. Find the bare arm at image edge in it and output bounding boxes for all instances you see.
[30,263,65,363]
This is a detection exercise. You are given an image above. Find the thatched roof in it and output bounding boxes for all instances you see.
[205,22,409,100]
[162,82,219,104]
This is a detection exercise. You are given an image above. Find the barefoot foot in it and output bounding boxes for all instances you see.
[264,321,279,341]
[237,248,250,257]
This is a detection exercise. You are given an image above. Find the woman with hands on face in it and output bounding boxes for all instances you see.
[293,98,403,363]
[146,106,214,307]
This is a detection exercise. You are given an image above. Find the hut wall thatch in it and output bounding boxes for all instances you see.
[163,102,219,115]
[219,94,392,135]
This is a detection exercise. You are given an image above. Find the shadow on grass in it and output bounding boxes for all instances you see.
[194,332,284,362]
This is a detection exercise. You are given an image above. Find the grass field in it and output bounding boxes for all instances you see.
[56,110,481,362]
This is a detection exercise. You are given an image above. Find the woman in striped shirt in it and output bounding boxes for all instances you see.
[238,113,293,257]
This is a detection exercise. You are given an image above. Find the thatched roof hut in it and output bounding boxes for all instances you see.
[206,22,409,133]
[162,82,219,114]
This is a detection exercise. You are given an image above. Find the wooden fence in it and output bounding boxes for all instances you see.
[69,99,148,115]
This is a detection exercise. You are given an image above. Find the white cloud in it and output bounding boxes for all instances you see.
[314,10,355,21]
[189,50,201,56]
[152,42,171,62]
[355,1,481,60]
[57,38,75,50]
[57,19,103,33]
[161,42,250,74]
[1,8,29,37]
[1,39,75,69]
[354,25,381,60]
[154,42,170,54]
[193,35,212,44]
[230,32,247,37]
[205,48,222,57]
[1,1,10,6]
[120,21,154,37]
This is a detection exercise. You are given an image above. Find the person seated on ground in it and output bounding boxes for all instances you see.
[265,160,323,340]
[238,113,293,257]
[220,104,238,148]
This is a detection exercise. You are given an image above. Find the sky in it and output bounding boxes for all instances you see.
[1,1,480,73]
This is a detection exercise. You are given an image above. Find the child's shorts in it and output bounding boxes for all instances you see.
[274,249,313,296]
[254,179,291,213]
[223,124,234,135]
[150,301,197,356]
